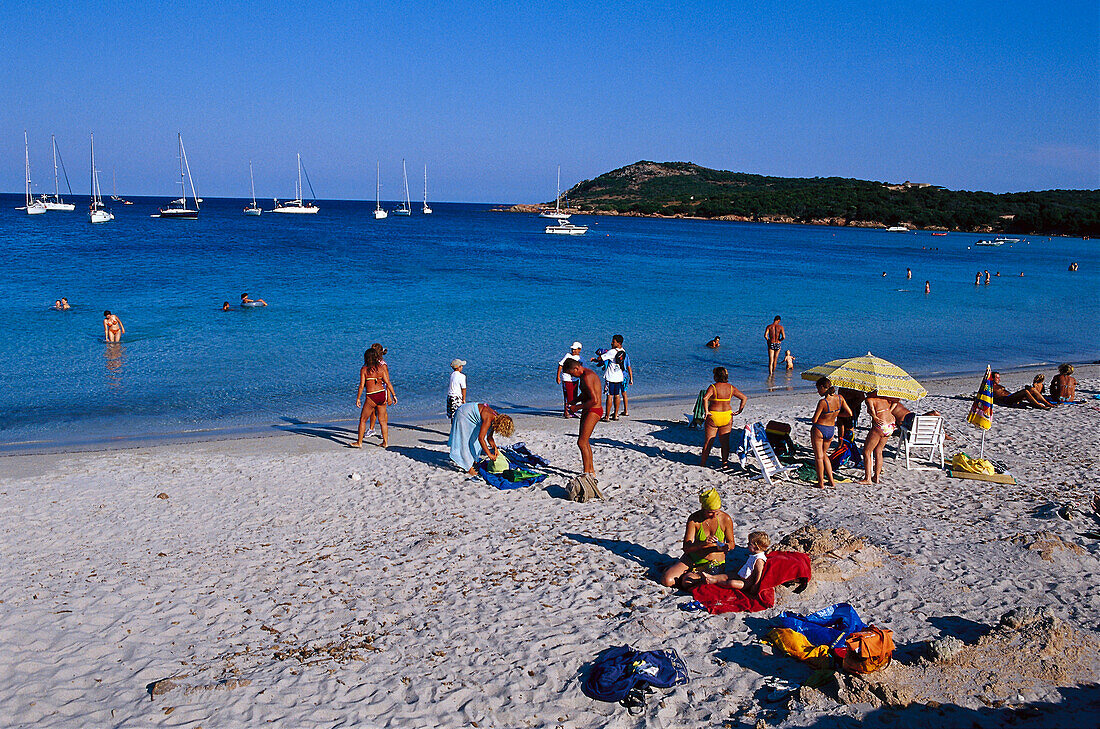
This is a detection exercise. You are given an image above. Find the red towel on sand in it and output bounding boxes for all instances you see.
[692,551,812,614]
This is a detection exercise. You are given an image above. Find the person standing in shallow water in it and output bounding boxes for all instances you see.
[765,316,785,375]
[103,311,124,342]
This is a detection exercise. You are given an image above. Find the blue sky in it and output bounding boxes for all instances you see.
[2,1,1097,201]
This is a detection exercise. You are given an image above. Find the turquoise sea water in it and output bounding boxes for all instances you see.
[1,193,1097,450]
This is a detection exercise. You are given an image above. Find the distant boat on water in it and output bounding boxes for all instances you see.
[374,162,387,219]
[975,239,1004,247]
[88,133,113,224]
[156,133,200,219]
[886,225,909,232]
[539,166,571,220]
[244,161,261,216]
[931,232,947,236]
[422,164,432,214]
[542,166,586,234]
[38,135,76,211]
[20,131,47,215]
[393,159,411,215]
[271,153,319,214]
[110,170,133,205]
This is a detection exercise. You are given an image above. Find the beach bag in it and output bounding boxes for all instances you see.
[841,626,895,674]
[950,453,994,475]
[829,438,862,469]
[765,421,796,457]
[774,603,868,649]
[567,474,605,502]
[582,646,689,703]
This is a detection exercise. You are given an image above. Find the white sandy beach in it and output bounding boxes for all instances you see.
[1,367,1098,728]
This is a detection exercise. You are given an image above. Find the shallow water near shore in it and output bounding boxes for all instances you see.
[1,193,1096,450]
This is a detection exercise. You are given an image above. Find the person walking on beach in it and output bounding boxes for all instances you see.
[699,367,747,468]
[102,311,124,342]
[592,334,631,420]
[447,359,467,419]
[765,316,785,374]
[810,378,852,489]
[352,347,397,448]
[561,359,602,474]
[366,343,394,437]
[555,342,583,418]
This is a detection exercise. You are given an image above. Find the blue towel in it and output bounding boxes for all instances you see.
[582,646,690,702]
[773,603,868,649]
[502,442,550,468]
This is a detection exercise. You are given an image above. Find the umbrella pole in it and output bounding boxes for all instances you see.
[979,430,986,460]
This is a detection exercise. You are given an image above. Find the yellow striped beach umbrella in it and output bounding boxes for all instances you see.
[800,352,927,400]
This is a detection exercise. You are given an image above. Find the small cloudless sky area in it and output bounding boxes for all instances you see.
[1,0,1097,201]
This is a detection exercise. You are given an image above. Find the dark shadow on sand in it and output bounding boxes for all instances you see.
[563,532,670,581]
[590,436,700,467]
[387,444,455,470]
[276,418,356,445]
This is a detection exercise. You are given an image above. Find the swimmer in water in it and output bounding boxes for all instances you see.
[925,280,930,294]
[53,300,63,310]
[784,350,795,370]
[222,301,231,311]
[984,270,990,285]
[706,336,720,349]
[103,310,124,342]
[241,293,267,307]
[906,268,912,279]
[61,297,70,310]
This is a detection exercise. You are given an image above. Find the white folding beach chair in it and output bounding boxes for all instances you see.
[743,423,798,485]
[895,415,945,471]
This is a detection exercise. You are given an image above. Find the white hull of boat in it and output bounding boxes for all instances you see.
[42,202,76,211]
[272,204,319,214]
[393,208,411,216]
[25,203,48,215]
[422,206,432,214]
[243,207,262,216]
[89,209,114,223]
[886,226,909,232]
[545,223,587,235]
[374,209,388,219]
[158,207,199,219]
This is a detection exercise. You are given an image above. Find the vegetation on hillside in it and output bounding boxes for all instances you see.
[562,161,1100,236]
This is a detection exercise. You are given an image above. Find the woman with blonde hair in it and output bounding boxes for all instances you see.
[660,488,736,589]
[1050,364,1077,402]
[700,367,747,468]
[448,402,515,475]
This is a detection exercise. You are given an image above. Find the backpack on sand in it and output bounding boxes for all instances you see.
[841,626,895,674]
[567,474,605,502]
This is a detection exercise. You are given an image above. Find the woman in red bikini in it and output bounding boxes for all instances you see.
[352,347,397,448]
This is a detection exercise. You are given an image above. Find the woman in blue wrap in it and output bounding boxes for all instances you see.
[448,403,515,475]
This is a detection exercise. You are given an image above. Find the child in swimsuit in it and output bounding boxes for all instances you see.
[699,531,771,592]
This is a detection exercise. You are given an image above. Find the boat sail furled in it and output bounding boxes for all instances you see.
[88,133,114,224]
[272,153,319,214]
[39,135,75,211]
[244,161,261,215]
[394,159,411,215]
[422,164,432,214]
[157,133,200,219]
[21,131,47,215]
[374,162,387,219]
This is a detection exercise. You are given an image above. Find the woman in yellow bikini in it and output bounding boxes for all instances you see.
[660,488,737,589]
[699,366,747,468]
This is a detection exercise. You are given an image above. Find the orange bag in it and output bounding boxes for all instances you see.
[841,626,894,674]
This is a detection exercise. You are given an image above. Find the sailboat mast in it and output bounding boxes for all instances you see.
[250,161,257,206]
[52,136,59,199]
[90,134,97,207]
[297,153,303,202]
[376,162,380,207]
[402,159,410,208]
[556,165,561,214]
[24,131,32,206]
[424,164,428,205]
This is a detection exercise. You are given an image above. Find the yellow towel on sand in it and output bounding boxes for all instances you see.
[950,453,995,475]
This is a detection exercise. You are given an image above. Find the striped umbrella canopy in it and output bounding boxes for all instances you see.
[800,352,927,400]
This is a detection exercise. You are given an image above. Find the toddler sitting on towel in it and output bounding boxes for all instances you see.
[681,531,770,593]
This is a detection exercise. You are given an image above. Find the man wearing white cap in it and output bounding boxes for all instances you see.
[556,342,583,418]
[447,359,467,420]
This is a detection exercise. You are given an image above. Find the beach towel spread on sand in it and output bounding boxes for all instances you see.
[773,603,868,649]
[582,646,690,702]
[691,551,811,614]
[502,443,549,469]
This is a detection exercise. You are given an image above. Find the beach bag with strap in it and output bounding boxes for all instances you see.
[841,626,895,674]
[567,474,605,502]
[582,646,689,702]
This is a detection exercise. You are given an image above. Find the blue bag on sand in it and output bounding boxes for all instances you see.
[582,646,690,702]
[773,603,868,649]
[502,442,549,468]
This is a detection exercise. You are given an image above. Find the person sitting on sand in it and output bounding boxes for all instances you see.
[352,347,397,448]
[241,292,267,307]
[1049,364,1077,402]
[858,391,894,485]
[706,336,720,349]
[811,378,852,489]
[448,402,514,475]
[991,372,1050,410]
[660,489,735,589]
[1028,374,1055,408]
[784,350,795,371]
[103,310,124,342]
[700,367,747,468]
[689,531,771,593]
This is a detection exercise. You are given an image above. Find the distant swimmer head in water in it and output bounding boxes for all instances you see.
[925,281,931,294]
[61,298,69,309]
[54,300,62,309]
[222,301,230,311]
[706,336,720,349]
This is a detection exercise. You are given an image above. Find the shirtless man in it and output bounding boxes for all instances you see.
[240,292,267,307]
[764,316,785,375]
[561,359,602,474]
[991,371,1050,410]
[102,310,124,342]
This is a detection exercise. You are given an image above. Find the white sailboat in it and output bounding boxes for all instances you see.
[539,166,571,220]
[244,161,262,215]
[373,162,387,219]
[110,170,132,204]
[393,159,411,215]
[38,135,75,211]
[88,133,114,224]
[422,164,432,214]
[157,133,200,219]
[272,153,319,214]
[20,131,47,215]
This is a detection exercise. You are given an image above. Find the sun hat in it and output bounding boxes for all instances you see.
[571,341,582,350]
[451,359,466,368]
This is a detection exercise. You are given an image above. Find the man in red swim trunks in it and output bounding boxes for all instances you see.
[561,359,602,474]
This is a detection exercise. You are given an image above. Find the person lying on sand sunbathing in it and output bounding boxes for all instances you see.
[1049,364,1077,402]
[889,399,942,432]
[683,531,771,593]
[991,372,1051,410]
[660,489,735,589]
